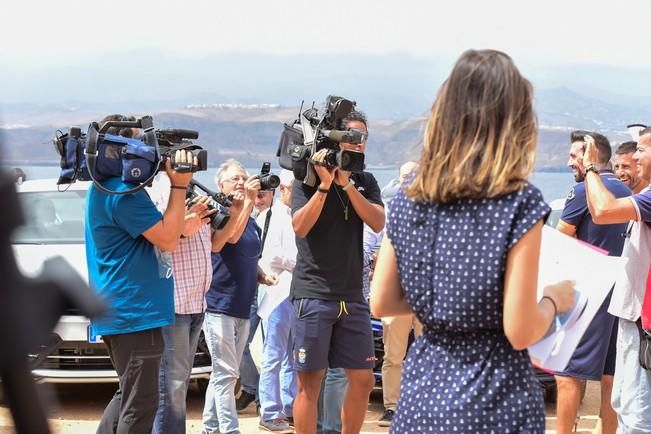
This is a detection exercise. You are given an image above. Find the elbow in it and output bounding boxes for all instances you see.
[506,335,530,352]
[591,208,608,224]
[369,299,384,318]
[369,293,389,318]
[370,219,385,234]
[159,238,179,253]
[504,327,533,351]
[292,222,308,239]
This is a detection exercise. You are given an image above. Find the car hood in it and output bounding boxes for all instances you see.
[12,244,88,282]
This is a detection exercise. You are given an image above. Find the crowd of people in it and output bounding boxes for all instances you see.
[83,48,651,434]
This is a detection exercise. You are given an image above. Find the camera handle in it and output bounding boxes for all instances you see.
[299,113,320,187]
[85,117,162,195]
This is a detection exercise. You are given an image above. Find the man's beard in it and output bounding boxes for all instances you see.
[574,172,585,183]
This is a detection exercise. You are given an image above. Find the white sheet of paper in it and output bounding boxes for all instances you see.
[257,271,292,320]
[528,226,628,371]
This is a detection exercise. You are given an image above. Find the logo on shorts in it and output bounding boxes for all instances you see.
[298,348,307,364]
[365,355,376,362]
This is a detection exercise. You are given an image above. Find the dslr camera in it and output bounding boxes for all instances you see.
[258,162,280,191]
[276,95,365,187]
[53,115,208,195]
[186,179,232,231]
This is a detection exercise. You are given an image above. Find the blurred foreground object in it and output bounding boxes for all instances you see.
[0,169,104,434]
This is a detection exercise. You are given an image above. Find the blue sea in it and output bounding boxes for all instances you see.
[5,165,574,202]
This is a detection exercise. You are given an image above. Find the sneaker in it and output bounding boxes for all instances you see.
[259,418,294,433]
[378,409,395,427]
[235,390,256,412]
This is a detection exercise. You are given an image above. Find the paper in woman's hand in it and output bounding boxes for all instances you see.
[529,226,627,371]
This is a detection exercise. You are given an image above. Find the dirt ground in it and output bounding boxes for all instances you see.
[0,380,603,434]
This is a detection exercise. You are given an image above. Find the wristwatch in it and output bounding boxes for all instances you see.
[585,163,600,175]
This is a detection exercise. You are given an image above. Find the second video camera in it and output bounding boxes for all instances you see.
[187,179,232,231]
[276,95,366,187]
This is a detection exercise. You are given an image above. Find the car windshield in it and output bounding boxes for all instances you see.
[12,190,86,244]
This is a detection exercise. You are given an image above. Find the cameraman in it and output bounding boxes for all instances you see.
[291,110,385,434]
[86,117,199,434]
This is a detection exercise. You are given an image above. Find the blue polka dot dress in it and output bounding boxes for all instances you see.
[386,183,550,434]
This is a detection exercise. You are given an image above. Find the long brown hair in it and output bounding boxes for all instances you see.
[407,49,537,203]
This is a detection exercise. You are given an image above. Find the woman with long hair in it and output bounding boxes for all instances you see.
[370,49,575,433]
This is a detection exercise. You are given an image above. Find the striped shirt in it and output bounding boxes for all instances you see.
[149,174,213,314]
[170,224,212,314]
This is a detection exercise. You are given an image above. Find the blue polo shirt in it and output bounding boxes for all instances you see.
[85,178,175,336]
[206,217,261,318]
[560,169,631,256]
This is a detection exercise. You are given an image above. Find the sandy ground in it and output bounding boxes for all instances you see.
[0,381,604,434]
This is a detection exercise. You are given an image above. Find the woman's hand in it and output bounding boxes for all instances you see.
[542,280,576,313]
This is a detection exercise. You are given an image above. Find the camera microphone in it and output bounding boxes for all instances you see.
[158,128,199,140]
[321,129,365,144]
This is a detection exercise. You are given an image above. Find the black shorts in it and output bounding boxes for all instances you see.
[557,291,618,380]
[290,298,375,372]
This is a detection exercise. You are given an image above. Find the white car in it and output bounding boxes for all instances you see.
[12,178,212,383]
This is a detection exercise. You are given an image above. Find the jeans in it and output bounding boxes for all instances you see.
[259,299,296,421]
[611,319,651,432]
[239,300,260,399]
[317,367,348,434]
[97,328,164,434]
[152,313,204,434]
[202,312,250,434]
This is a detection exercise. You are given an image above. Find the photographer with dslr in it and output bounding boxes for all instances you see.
[202,159,279,434]
[86,115,200,434]
[291,110,384,434]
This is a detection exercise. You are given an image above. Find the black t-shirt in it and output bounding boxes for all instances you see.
[290,171,384,302]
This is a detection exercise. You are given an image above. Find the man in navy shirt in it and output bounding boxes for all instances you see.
[555,130,631,434]
[201,159,278,434]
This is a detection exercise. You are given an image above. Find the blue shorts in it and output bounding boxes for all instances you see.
[557,290,618,380]
[290,298,375,372]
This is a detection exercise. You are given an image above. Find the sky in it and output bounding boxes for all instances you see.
[3,0,651,68]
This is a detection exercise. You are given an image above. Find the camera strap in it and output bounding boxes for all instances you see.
[259,206,273,258]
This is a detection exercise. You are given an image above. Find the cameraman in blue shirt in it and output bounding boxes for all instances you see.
[86,116,199,434]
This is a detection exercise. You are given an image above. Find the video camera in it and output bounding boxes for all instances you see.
[187,179,232,231]
[53,115,208,195]
[276,95,366,187]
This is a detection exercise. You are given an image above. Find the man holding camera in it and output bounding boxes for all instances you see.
[86,145,198,434]
[291,110,385,434]
[202,159,279,434]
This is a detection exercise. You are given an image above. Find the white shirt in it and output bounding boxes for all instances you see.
[608,187,651,321]
[256,199,297,318]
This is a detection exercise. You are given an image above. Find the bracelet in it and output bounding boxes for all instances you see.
[541,295,558,316]
[171,185,187,190]
[317,187,330,194]
[341,180,354,191]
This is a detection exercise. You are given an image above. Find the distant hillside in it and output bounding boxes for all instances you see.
[0,92,638,169]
